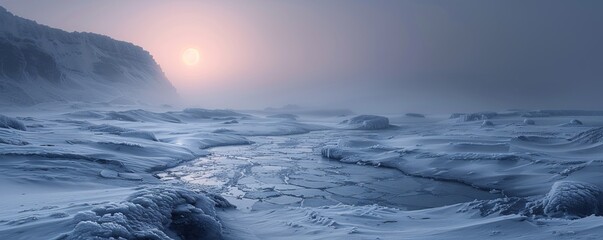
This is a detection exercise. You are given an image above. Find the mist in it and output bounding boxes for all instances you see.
[2,0,603,113]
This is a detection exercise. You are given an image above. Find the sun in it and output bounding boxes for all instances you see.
[182,48,200,66]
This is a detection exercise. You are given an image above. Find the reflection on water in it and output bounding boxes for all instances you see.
[158,131,501,212]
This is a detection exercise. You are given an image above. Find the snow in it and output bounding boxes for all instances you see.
[0,6,177,106]
[2,106,603,239]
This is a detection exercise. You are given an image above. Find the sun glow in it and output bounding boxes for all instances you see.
[182,48,200,66]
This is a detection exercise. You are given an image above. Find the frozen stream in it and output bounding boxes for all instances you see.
[158,130,501,212]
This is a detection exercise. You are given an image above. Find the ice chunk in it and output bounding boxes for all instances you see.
[559,119,583,127]
[528,181,603,218]
[60,188,226,239]
[0,114,27,131]
[99,170,118,179]
[223,120,239,124]
[523,119,535,125]
[343,115,391,130]
[481,120,494,127]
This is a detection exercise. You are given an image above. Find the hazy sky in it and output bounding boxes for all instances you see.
[2,0,603,113]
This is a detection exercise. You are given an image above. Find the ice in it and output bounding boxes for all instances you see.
[523,118,535,125]
[481,120,494,127]
[559,119,583,126]
[0,114,26,131]
[59,187,225,240]
[528,181,603,219]
[3,105,603,239]
[342,115,391,130]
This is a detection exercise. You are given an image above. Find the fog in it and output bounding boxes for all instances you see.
[2,0,603,113]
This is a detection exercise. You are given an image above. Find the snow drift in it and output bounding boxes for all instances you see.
[86,124,158,141]
[569,127,603,144]
[0,114,26,131]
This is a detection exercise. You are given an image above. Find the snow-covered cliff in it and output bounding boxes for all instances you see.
[0,6,177,105]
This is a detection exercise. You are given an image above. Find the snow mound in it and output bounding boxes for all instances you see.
[559,119,583,127]
[569,127,603,144]
[523,119,535,125]
[528,181,603,218]
[0,114,27,131]
[342,115,391,130]
[86,124,158,141]
[60,188,227,240]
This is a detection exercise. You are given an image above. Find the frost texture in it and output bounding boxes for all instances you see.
[527,181,603,218]
[344,115,390,130]
[569,127,603,144]
[60,188,225,240]
[0,114,27,131]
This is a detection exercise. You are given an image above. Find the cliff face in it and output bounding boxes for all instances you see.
[0,6,177,105]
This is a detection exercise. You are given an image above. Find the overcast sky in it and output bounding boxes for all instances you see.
[2,0,602,113]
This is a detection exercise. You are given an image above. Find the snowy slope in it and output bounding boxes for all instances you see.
[0,6,177,106]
